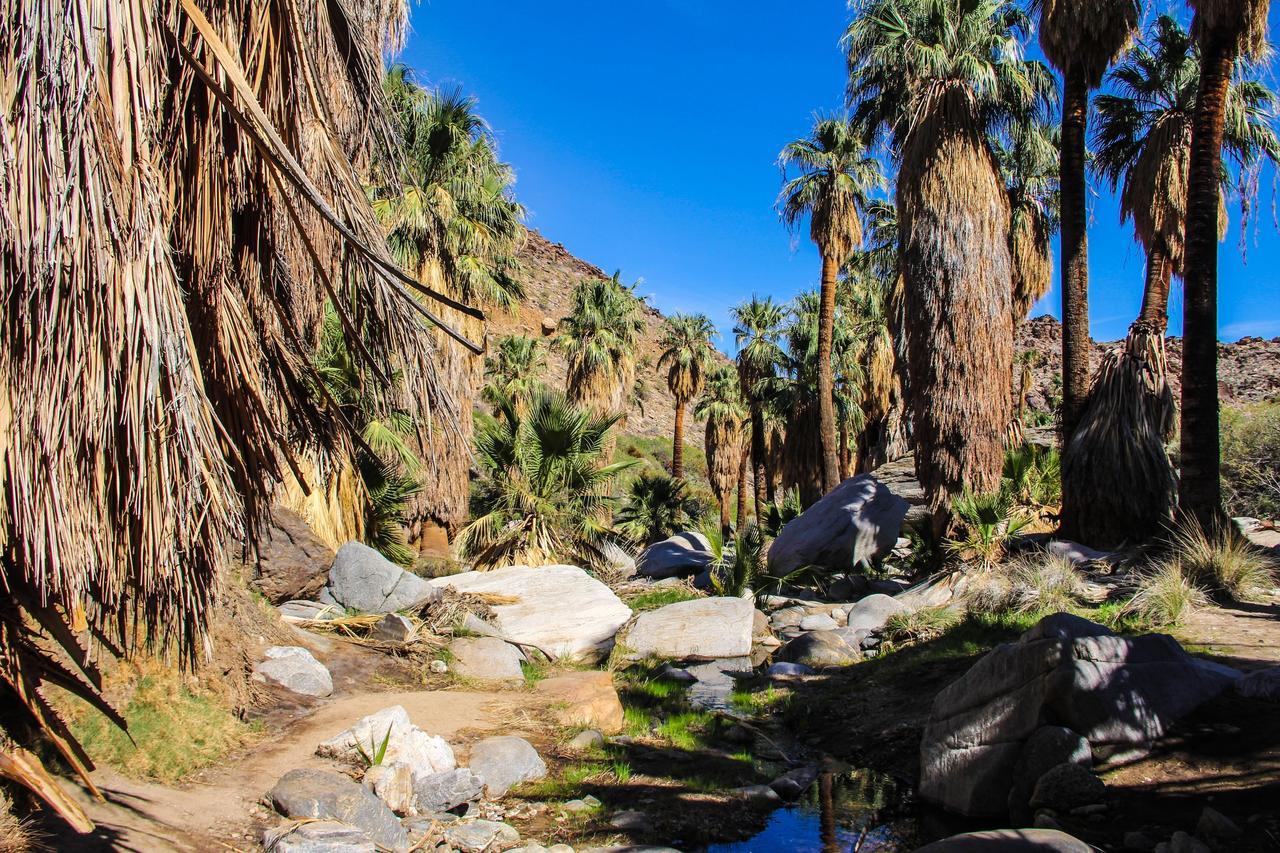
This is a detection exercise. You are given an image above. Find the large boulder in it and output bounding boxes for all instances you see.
[537,671,625,734]
[449,637,526,682]
[615,597,754,662]
[252,646,333,698]
[467,736,547,798]
[269,768,408,851]
[777,631,861,668]
[250,506,334,603]
[325,542,440,614]
[919,613,1240,817]
[912,829,1092,853]
[262,819,376,853]
[317,706,455,782]
[429,565,631,663]
[767,474,909,576]
[636,531,716,579]
[844,594,909,633]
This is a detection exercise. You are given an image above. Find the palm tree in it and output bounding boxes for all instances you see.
[615,473,705,546]
[658,313,717,478]
[1180,0,1272,534]
[845,0,1054,528]
[778,116,882,494]
[2,0,471,824]
[1032,0,1139,439]
[1064,13,1280,545]
[695,365,748,533]
[732,296,786,518]
[483,334,547,410]
[556,273,646,421]
[458,391,639,569]
[998,120,1062,321]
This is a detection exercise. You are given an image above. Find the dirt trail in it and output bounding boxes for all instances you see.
[46,635,544,852]
[1176,591,1280,671]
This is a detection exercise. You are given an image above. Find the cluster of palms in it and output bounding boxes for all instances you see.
[773,0,1277,546]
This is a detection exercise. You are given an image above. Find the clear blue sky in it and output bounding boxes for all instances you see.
[399,1,1279,353]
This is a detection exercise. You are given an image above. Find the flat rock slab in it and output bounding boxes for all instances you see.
[450,636,526,682]
[279,600,342,622]
[615,596,754,662]
[317,705,455,782]
[253,646,333,697]
[262,819,375,853]
[268,769,408,852]
[913,829,1092,852]
[636,531,716,579]
[325,542,440,614]
[537,671,625,734]
[767,474,909,576]
[430,564,632,662]
[468,736,547,798]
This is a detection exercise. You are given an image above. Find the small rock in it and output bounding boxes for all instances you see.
[449,637,526,682]
[468,736,547,798]
[362,762,415,815]
[262,819,375,852]
[413,768,485,813]
[562,799,593,812]
[734,784,781,802]
[799,614,839,631]
[1030,763,1107,813]
[371,613,415,643]
[609,810,653,832]
[659,663,697,683]
[441,819,520,853]
[1008,726,1092,821]
[1123,831,1158,852]
[769,765,819,800]
[429,659,449,674]
[252,646,333,697]
[568,729,605,751]
[767,661,814,677]
[1196,806,1242,839]
[1034,811,1061,829]
[776,631,860,668]
[843,594,908,633]
[1169,831,1210,853]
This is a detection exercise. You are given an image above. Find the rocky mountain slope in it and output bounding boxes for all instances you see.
[1016,315,1280,414]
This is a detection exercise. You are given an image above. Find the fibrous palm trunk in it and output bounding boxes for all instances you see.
[750,408,768,518]
[1178,27,1233,535]
[737,441,751,529]
[1060,64,1093,441]
[672,399,687,478]
[816,253,841,494]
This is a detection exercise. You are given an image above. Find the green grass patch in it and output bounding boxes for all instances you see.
[655,710,716,750]
[59,672,259,783]
[624,586,703,612]
[730,684,789,715]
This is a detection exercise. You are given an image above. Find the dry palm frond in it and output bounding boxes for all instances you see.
[0,0,478,826]
[1190,0,1270,60]
[1010,212,1054,319]
[1036,0,1140,85]
[1060,326,1177,547]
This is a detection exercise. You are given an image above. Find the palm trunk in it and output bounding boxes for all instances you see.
[1179,28,1233,536]
[1060,64,1092,441]
[751,408,768,517]
[1137,242,1172,333]
[816,253,841,494]
[737,440,750,529]
[838,422,852,481]
[672,400,686,479]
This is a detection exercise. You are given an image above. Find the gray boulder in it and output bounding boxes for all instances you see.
[777,631,861,668]
[325,542,440,614]
[1029,762,1106,811]
[1046,539,1119,566]
[767,661,814,677]
[800,613,838,631]
[371,613,415,643]
[449,637,526,682]
[615,597,754,662]
[919,614,1239,816]
[250,506,334,604]
[279,600,341,622]
[263,819,375,852]
[912,829,1092,852]
[1007,726,1091,821]
[413,768,485,813]
[441,820,521,853]
[844,594,909,633]
[467,736,547,798]
[1236,666,1280,701]
[269,769,408,852]
[636,531,716,579]
[768,474,909,577]
[252,646,333,697]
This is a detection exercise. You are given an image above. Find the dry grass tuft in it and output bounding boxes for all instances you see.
[0,789,36,853]
[1123,561,1210,628]
[1169,520,1276,602]
[964,554,1086,616]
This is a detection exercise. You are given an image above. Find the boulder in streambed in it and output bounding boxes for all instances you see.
[252,646,333,697]
[250,506,334,604]
[430,564,631,663]
[269,768,408,852]
[912,828,1092,852]
[262,819,376,853]
[325,542,441,614]
[777,631,861,668]
[537,670,625,734]
[843,594,909,633]
[767,474,909,577]
[449,636,526,682]
[467,735,547,798]
[412,767,485,813]
[317,705,455,782]
[636,530,716,579]
[614,596,754,662]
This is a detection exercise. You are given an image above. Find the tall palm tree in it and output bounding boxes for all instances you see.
[483,334,548,410]
[778,116,882,494]
[1066,13,1280,545]
[845,0,1054,527]
[732,297,787,517]
[1179,0,1272,534]
[556,273,646,421]
[696,365,748,533]
[458,390,638,569]
[658,313,717,478]
[1032,0,1140,439]
[998,120,1062,321]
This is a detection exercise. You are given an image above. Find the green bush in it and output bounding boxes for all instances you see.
[1221,401,1280,520]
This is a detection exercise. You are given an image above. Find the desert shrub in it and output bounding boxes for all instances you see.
[1221,401,1280,519]
[1123,561,1209,627]
[1169,520,1276,601]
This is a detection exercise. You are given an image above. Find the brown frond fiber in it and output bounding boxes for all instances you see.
[1010,212,1053,319]
[1037,0,1140,86]
[0,0,468,826]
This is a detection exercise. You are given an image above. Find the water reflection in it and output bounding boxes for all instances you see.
[707,768,910,853]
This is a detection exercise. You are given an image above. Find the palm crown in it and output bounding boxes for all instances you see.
[659,313,717,404]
